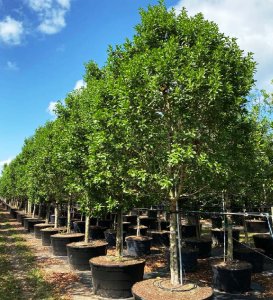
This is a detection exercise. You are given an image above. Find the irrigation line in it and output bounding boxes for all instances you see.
[153,278,197,292]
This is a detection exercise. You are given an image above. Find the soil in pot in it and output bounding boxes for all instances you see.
[148,230,169,247]
[51,233,84,256]
[125,236,152,257]
[132,278,213,300]
[128,225,148,236]
[234,247,265,273]
[90,255,145,298]
[246,220,268,233]
[34,223,54,239]
[104,229,126,247]
[40,227,66,246]
[184,238,212,258]
[253,234,273,257]
[67,240,108,271]
[212,260,252,293]
[89,226,107,240]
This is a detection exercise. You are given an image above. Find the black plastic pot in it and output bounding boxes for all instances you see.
[51,233,84,256]
[50,215,67,227]
[10,208,17,219]
[40,228,63,246]
[98,220,113,229]
[123,222,131,233]
[90,256,145,298]
[104,229,126,247]
[139,217,156,229]
[234,247,264,273]
[181,224,197,238]
[28,219,45,233]
[147,210,157,219]
[123,215,137,225]
[128,226,148,236]
[211,216,222,229]
[246,220,268,233]
[16,211,26,224]
[212,261,252,293]
[23,217,38,231]
[184,238,212,258]
[34,223,54,239]
[73,221,85,233]
[126,236,152,257]
[211,228,240,247]
[89,226,106,240]
[67,241,108,271]
[167,248,198,272]
[155,220,169,231]
[180,248,198,272]
[253,234,273,257]
[148,231,169,247]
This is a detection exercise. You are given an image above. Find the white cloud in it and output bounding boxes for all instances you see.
[47,101,58,116]
[27,0,71,35]
[173,0,273,91]
[74,79,87,90]
[0,16,23,45]
[6,61,19,71]
[0,158,13,173]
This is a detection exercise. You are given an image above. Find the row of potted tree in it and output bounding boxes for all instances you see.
[1,2,273,299]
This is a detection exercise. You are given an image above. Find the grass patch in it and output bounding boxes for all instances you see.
[0,217,61,299]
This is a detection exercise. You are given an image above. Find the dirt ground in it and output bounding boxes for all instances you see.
[1,206,273,300]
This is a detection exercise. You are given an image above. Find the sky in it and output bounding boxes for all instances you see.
[1,0,273,172]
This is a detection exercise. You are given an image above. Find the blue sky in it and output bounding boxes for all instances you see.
[1,0,273,171]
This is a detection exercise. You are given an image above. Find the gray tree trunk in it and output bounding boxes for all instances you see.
[116,209,123,257]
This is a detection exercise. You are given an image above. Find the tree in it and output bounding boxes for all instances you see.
[102,2,256,284]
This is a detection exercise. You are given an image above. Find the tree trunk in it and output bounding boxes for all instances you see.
[67,199,71,234]
[116,209,123,257]
[85,213,90,243]
[136,210,140,237]
[32,204,36,218]
[45,203,51,224]
[54,203,59,228]
[170,199,179,285]
[226,194,233,262]
[27,201,32,215]
[38,203,42,219]
[195,214,201,239]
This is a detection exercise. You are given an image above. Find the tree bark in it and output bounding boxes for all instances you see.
[54,203,59,228]
[67,199,71,234]
[116,209,123,257]
[170,198,179,285]
[85,213,90,243]
[226,194,233,262]
[32,204,36,218]
[45,203,51,224]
